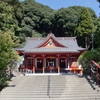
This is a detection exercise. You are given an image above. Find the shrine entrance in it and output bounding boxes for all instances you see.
[36,58,43,73]
[60,58,66,73]
[46,58,57,73]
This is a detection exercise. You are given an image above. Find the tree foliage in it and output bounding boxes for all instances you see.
[0,32,19,86]
[0,0,18,33]
[76,8,94,36]
[0,0,19,87]
[94,18,100,48]
[17,0,54,38]
[78,48,100,73]
[16,1,97,40]
[75,8,95,48]
[0,0,96,48]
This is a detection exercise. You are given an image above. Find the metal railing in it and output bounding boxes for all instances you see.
[47,75,51,98]
[90,60,100,85]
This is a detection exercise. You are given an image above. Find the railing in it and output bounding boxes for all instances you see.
[47,75,51,98]
[90,60,100,85]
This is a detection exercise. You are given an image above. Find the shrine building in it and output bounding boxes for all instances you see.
[16,33,86,74]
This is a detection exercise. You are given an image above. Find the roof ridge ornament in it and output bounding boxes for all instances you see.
[49,31,52,34]
[48,31,54,37]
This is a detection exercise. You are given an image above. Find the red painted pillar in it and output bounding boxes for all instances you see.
[58,55,60,73]
[33,55,35,73]
[42,55,45,73]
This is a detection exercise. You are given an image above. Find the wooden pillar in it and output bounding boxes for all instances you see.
[33,67,35,73]
[32,55,35,73]
[35,58,37,68]
[42,55,45,73]
[58,55,60,73]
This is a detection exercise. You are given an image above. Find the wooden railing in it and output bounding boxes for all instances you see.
[90,60,100,85]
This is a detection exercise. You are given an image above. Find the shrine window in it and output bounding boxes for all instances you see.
[27,57,33,66]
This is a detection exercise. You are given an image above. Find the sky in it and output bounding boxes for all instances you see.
[20,0,100,17]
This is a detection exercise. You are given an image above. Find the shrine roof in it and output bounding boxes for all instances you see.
[16,33,87,53]
[25,47,79,53]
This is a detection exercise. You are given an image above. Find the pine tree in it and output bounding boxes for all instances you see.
[75,7,94,48]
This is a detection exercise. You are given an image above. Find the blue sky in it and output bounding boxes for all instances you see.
[20,0,99,17]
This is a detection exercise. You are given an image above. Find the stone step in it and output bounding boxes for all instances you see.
[1,89,97,92]
[1,90,99,94]
[1,92,99,95]
[6,84,91,86]
[0,75,100,99]
[0,98,100,100]
[0,94,100,98]
[2,89,94,92]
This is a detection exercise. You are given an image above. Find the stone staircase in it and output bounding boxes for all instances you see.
[0,74,100,100]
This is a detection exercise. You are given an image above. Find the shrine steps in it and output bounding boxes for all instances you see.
[0,75,100,100]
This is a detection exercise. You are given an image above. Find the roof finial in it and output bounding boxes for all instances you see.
[48,31,53,37]
[49,31,52,34]
[47,31,54,37]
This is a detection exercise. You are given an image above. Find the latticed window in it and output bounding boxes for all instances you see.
[27,57,33,66]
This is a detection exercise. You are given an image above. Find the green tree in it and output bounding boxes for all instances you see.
[0,0,19,87]
[94,18,100,48]
[0,1,18,33]
[75,8,95,48]
[0,0,21,48]
[53,6,96,37]
[0,32,19,87]
[78,48,100,74]
[18,0,54,38]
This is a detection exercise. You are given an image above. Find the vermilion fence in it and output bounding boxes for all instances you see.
[90,60,100,85]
